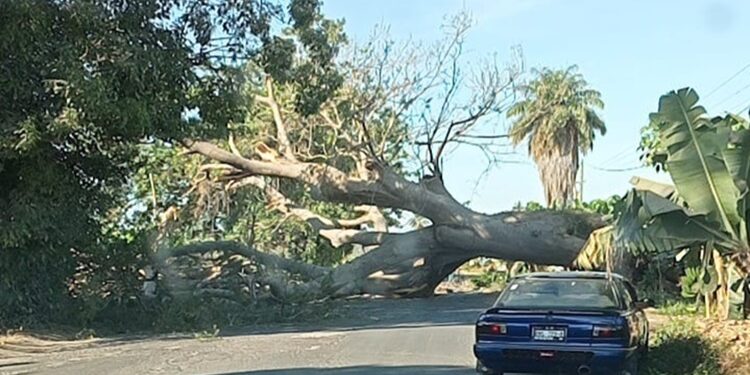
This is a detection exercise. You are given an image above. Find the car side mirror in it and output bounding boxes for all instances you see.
[634,299,652,310]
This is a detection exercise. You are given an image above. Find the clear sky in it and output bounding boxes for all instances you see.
[322,0,750,213]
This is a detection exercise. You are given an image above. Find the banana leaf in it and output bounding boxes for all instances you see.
[651,88,741,237]
[722,117,750,243]
[613,189,738,255]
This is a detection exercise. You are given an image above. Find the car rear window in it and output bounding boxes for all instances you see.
[494,278,620,310]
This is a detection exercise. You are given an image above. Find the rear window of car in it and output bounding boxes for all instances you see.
[494,277,621,310]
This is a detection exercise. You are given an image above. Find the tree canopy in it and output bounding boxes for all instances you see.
[0,0,343,325]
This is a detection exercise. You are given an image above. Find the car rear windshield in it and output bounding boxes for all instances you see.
[494,277,620,310]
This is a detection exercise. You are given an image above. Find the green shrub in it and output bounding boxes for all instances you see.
[470,272,506,289]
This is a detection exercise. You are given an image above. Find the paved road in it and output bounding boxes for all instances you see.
[0,293,497,375]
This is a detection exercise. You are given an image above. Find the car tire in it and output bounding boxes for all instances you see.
[475,360,501,375]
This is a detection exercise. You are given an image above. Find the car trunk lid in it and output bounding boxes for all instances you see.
[477,308,624,346]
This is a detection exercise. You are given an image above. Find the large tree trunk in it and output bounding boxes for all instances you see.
[323,210,601,297]
[162,216,599,299]
[162,143,604,298]
[159,140,606,299]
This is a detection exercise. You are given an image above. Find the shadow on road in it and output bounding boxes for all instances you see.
[211,365,475,374]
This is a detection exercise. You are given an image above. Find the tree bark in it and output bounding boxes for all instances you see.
[169,139,606,299]
[160,210,603,299]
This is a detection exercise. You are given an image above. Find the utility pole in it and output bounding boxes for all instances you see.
[578,159,584,202]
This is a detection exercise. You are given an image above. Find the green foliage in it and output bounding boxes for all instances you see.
[513,195,621,215]
[645,319,724,375]
[616,88,750,320]
[634,254,683,303]
[470,272,507,289]
[639,117,668,171]
[578,196,622,215]
[512,200,546,211]
[618,88,750,256]
[681,266,719,299]
[656,299,700,316]
[614,190,734,255]
[654,90,739,235]
[0,0,345,329]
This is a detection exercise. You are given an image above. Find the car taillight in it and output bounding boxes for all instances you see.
[477,322,507,335]
[592,325,626,338]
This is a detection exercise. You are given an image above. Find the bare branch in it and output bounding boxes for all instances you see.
[183,138,476,225]
[255,76,296,161]
[320,229,387,248]
[199,163,240,172]
[228,132,243,156]
[230,175,380,232]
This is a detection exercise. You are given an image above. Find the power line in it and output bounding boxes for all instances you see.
[597,143,638,166]
[734,100,750,114]
[704,62,750,100]
[591,165,646,172]
[710,81,750,109]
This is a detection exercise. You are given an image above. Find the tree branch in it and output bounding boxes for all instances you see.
[255,76,296,161]
[183,138,474,224]
[229,175,383,235]
[156,240,329,279]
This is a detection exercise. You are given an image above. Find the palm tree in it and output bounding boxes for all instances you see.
[507,66,606,208]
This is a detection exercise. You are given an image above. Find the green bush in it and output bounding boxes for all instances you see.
[470,272,506,289]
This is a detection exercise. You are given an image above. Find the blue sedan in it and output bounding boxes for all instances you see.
[474,272,649,375]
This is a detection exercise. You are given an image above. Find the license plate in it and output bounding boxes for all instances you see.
[532,327,566,342]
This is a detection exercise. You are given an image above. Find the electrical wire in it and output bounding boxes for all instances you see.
[732,99,750,114]
[596,143,638,166]
[710,81,750,110]
[590,165,647,172]
[704,62,750,100]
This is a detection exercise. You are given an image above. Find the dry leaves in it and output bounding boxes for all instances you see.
[698,319,750,374]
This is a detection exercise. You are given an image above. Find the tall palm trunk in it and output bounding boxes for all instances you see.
[533,129,579,208]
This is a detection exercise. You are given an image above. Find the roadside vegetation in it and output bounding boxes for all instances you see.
[644,315,750,375]
[645,318,723,375]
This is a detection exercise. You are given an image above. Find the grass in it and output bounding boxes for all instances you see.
[654,298,700,317]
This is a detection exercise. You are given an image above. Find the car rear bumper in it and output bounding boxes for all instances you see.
[474,341,637,373]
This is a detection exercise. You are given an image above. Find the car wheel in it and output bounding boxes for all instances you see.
[475,360,501,375]
[622,354,639,375]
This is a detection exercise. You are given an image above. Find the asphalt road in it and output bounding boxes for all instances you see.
[0,293,497,375]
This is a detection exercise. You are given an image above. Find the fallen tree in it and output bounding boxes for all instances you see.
[155,15,607,299]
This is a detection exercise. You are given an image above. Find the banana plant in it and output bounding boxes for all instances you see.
[611,88,750,318]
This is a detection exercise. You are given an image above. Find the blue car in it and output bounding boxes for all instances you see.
[474,272,649,375]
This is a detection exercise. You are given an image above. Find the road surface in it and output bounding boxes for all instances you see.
[0,293,498,375]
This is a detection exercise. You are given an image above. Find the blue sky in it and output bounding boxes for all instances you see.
[322,0,750,213]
